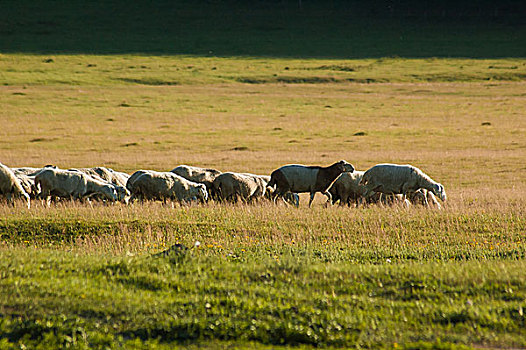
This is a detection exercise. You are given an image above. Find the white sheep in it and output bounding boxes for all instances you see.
[129,171,208,205]
[108,169,130,188]
[328,171,367,206]
[329,171,412,207]
[126,170,152,201]
[14,173,36,198]
[12,165,57,177]
[83,167,130,188]
[0,162,31,208]
[71,167,130,203]
[360,164,447,204]
[170,165,221,198]
[35,168,118,206]
[212,172,268,203]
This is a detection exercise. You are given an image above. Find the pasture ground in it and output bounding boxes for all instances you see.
[1,19,526,349]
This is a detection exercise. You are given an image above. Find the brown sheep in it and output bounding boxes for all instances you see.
[268,160,355,207]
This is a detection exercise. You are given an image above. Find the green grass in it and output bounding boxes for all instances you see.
[0,202,525,348]
[1,249,525,349]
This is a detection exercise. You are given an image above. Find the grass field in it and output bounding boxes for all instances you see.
[1,2,526,348]
[1,53,525,349]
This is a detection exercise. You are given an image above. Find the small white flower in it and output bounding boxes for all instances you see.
[386,258,392,263]
[194,241,201,248]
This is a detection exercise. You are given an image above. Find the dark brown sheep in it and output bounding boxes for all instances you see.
[268,160,355,207]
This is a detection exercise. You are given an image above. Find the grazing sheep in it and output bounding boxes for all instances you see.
[264,185,300,207]
[12,165,57,177]
[213,172,268,203]
[0,162,31,208]
[126,170,152,199]
[329,171,403,207]
[14,173,37,198]
[70,167,128,186]
[360,164,446,203]
[35,169,118,205]
[71,167,130,203]
[111,185,130,203]
[328,171,367,206]
[108,170,130,188]
[88,167,129,188]
[268,160,355,207]
[408,188,442,209]
[170,165,221,197]
[12,165,59,199]
[69,168,106,182]
[129,171,208,204]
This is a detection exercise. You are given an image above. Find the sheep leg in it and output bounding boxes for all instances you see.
[423,193,429,207]
[355,197,362,208]
[308,192,316,207]
[362,188,376,205]
[6,193,14,207]
[322,191,332,207]
[272,191,283,205]
[292,193,299,207]
[339,193,349,207]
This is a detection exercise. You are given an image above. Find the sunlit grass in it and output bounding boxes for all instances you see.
[1,192,524,263]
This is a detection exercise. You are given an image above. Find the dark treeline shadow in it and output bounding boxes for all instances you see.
[1,0,525,58]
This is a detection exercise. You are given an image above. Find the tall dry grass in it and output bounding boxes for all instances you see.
[1,186,524,261]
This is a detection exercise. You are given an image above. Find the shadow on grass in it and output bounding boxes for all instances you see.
[1,0,525,58]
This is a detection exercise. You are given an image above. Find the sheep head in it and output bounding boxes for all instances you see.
[101,184,118,202]
[432,183,447,202]
[338,160,355,173]
[197,184,208,203]
[114,185,131,204]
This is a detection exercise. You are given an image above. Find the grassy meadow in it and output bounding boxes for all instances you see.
[1,2,526,347]
[0,54,525,349]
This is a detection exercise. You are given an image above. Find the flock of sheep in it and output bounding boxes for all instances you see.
[0,160,447,209]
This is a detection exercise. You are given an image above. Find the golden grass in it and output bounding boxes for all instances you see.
[1,188,524,260]
[1,55,525,259]
[1,82,525,188]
